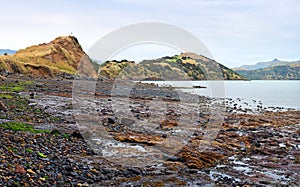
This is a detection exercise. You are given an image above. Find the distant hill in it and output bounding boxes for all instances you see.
[0,49,16,55]
[236,66,300,80]
[0,36,97,78]
[235,58,300,80]
[234,58,300,71]
[100,53,246,80]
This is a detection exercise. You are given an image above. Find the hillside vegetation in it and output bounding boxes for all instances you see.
[100,53,245,80]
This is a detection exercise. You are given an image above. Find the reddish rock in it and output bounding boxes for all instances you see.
[176,147,224,169]
[15,164,26,175]
[160,120,178,130]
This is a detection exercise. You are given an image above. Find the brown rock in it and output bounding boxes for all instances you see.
[160,120,178,130]
[0,101,7,111]
[15,165,26,175]
[114,132,164,145]
[177,147,224,169]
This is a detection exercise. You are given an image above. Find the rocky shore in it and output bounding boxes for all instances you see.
[0,77,299,186]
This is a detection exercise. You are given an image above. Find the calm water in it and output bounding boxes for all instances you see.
[142,80,300,109]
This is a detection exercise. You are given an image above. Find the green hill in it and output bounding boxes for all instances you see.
[99,53,245,80]
[236,66,300,80]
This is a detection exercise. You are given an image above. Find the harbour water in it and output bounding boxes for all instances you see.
[141,80,300,109]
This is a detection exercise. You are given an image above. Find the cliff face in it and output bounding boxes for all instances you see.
[0,36,97,78]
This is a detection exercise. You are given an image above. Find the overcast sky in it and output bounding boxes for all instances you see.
[1,0,299,67]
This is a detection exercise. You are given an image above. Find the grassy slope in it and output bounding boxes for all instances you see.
[0,36,96,77]
[99,53,246,80]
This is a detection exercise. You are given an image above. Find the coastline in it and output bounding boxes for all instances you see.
[0,77,299,186]
[140,80,300,111]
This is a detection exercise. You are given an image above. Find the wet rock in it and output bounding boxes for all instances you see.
[30,92,35,99]
[70,172,79,177]
[114,132,164,145]
[71,130,83,139]
[176,147,225,169]
[120,118,135,126]
[107,117,115,124]
[279,143,286,148]
[128,167,142,175]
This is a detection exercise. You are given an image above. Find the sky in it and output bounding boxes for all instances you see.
[0,0,299,67]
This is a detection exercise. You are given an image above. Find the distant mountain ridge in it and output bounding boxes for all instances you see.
[0,49,16,55]
[236,66,300,80]
[235,58,300,80]
[234,58,300,71]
